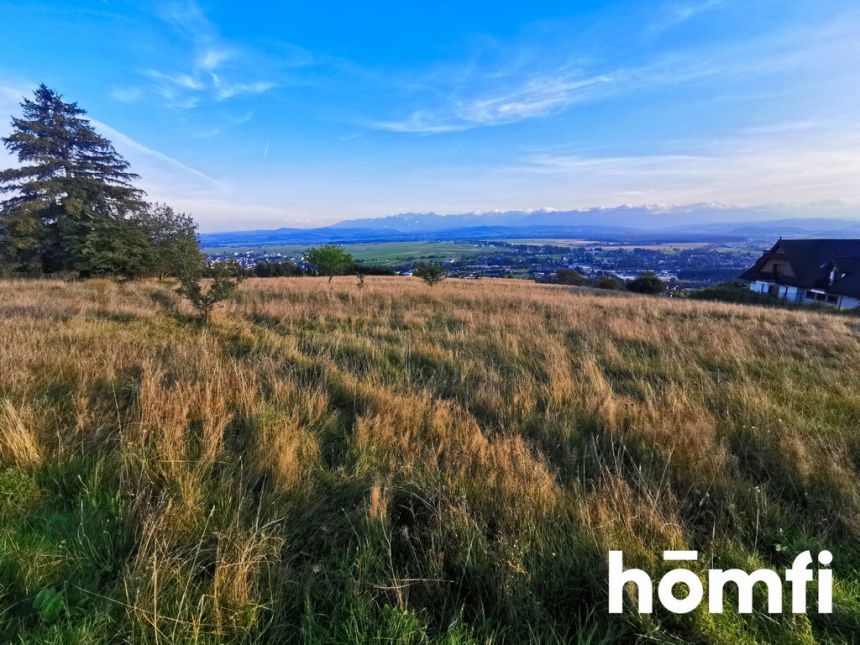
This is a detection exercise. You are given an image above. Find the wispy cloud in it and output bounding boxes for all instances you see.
[142,0,280,108]
[93,119,219,186]
[364,7,860,135]
[509,123,860,206]
[372,73,614,133]
[213,80,275,101]
[649,0,727,35]
[111,87,143,103]
[226,111,253,125]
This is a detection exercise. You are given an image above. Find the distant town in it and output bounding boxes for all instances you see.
[204,238,763,291]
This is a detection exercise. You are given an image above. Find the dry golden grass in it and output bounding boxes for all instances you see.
[0,399,42,467]
[1,275,859,643]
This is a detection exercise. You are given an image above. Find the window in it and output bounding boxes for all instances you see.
[806,290,839,305]
[806,290,827,303]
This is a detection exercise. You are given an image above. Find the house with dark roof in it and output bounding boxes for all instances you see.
[739,239,860,310]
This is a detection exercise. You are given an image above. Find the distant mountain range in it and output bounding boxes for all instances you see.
[199,204,860,248]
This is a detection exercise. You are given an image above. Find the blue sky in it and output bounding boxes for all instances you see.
[1,0,859,231]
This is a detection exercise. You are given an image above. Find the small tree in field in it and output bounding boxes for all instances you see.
[307,245,353,282]
[176,261,243,323]
[626,271,665,294]
[414,263,446,287]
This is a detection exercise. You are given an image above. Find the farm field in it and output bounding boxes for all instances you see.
[203,242,500,266]
[1,277,859,643]
[345,242,494,265]
[501,239,712,252]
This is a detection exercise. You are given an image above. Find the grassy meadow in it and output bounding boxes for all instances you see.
[1,276,860,643]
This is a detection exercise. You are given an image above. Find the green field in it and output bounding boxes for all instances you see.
[348,242,493,265]
[204,242,500,266]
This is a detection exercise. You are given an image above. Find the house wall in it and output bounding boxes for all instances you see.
[838,296,860,310]
[750,280,770,295]
[749,281,860,308]
[761,257,796,278]
[748,281,801,302]
[783,286,800,302]
[802,290,860,310]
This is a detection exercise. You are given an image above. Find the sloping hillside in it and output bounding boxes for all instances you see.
[1,277,859,643]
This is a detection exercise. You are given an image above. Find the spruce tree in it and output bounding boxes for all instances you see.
[0,84,146,274]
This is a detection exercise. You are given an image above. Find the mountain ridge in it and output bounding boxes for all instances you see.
[199,205,860,248]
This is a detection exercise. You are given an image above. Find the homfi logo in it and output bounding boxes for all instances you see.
[608,550,832,614]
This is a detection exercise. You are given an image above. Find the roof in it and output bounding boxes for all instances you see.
[740,238,860,298]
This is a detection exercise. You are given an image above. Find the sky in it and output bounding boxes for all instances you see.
[0,0,859,231]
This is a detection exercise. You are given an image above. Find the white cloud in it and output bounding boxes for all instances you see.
[214,81,275,101]
[509,123,860,207]
[92,119,218,188]
[226,111,253,124]
[649,0,727,35]
[111,87,143,102]
[364,6,860,135]
[146,70,205,91]
[143,1,276,108]
[198,48,234,71]
[371,73,615,133]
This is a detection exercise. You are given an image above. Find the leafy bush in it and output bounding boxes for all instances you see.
[252,260,303,278]
[176,261,244,322]
[413,263,447,287]
[626,271,665,294]
[593,275,624,290]
[556,268,588,285]
[307,245,353,282]
[351,263,395,276]
[688,281,784,305]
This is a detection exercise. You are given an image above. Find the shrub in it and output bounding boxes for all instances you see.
[307,245,353,282]
[252,261,303,278]
[593,275,623,290]
[350,263,395,276]
[413,263,447,287]
[556,268,587,286]
[688,281,783,305]
[626,271,665,294]
[176,261,244,322]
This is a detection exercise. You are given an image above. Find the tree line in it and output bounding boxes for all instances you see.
[548,268,666,294]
